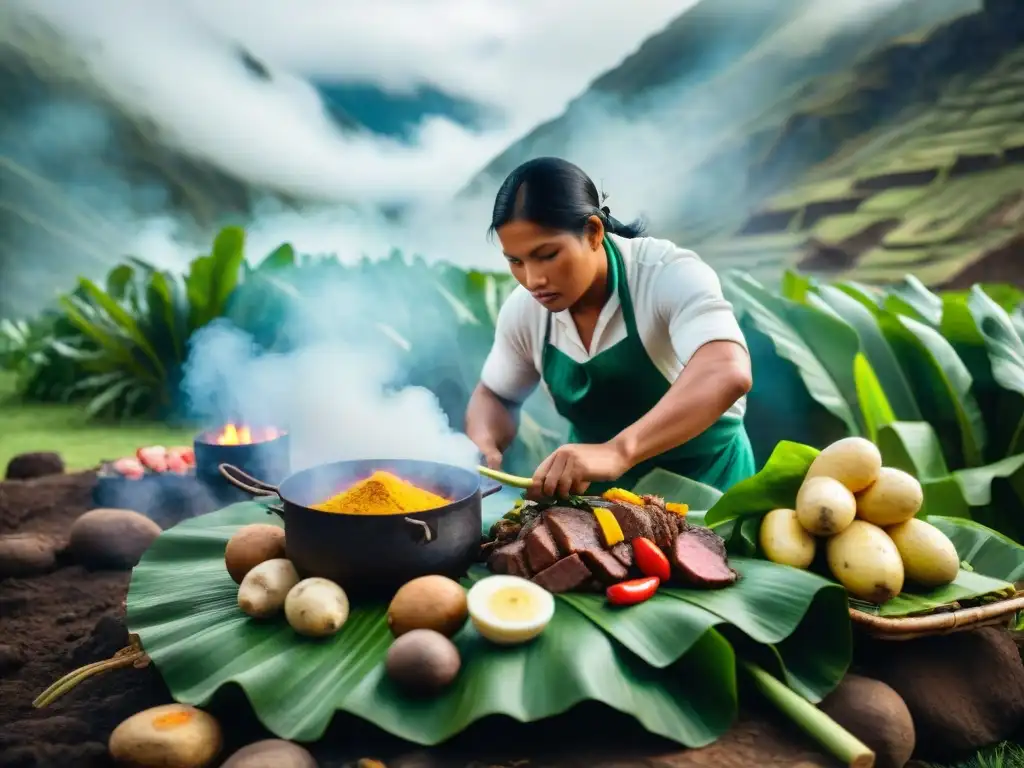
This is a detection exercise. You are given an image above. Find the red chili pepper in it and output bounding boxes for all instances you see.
[606,576,660,606]
[632,537,671,582]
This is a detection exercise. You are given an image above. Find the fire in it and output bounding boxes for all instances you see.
[210,423,282,446]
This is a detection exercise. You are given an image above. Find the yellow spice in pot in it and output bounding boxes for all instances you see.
[311,471,449,515]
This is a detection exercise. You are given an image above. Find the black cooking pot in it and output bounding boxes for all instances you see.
[219,459,503,599]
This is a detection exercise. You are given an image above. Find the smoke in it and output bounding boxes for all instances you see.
[181,320,480,473]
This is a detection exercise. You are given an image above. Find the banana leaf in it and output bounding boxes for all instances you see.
[700,441,1019,617]
[126,497,850,747]
[940,287,1024,461]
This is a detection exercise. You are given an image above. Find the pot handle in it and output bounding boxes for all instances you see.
[479,477,503,498]
[404,517,436,544]
[219,464,280,497]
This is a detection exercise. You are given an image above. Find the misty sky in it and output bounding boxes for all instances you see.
[3,0,692,203]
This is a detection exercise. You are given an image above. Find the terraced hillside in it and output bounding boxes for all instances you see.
[469,0,1024,288]
[699,1,1024,288]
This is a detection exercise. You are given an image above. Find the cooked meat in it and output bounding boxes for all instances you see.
[685,524,728,558]
[489,518,522,544]
[642,494,666,510]
[524,522,561,573]
[544,507,602,554]
[670,529,737,588]
[532,553,593,593]
[518,514,542,539]
[610,541,634,568]
[581,548,629,584]
[488,540,531,579]
[596,500,655,542]
[645,504,677,549]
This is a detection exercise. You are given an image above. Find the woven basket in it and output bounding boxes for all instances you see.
[850,592,1024,640]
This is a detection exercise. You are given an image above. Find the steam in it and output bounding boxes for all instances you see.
[181,318,480,473]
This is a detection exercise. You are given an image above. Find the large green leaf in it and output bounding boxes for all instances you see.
[931,516,1024,583]
[879,312,986,469]
[700,441,1017,616]
[127,501,851,746]
[814,285,921,423]
[941,287,1024,461]
[724,273,859,436]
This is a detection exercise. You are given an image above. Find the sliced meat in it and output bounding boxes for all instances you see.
[515,513,542,540]
[684,524,728,558]
[670,529,737,589]
[544,507,602,554]
[645,504,676,549]
[531,553,593,593]
[581,548,629,584]
[488,540,532,579]
[524,522,561,573]
[610,541,634,568]
[642,494,666,510]
[596,500,655,542]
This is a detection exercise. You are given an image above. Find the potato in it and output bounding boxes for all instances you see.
[759,508,816,569]
[225,524,287,584]
[856,467,923,527]
[387,575,468,638]
[238,559,300,619]
[795,476,856,537]
[285,577,350,638]
[887,518,960,588]
[220,739,317,768]
[827,520,905,604]
[805,436,882,493]
[108,703,221,767]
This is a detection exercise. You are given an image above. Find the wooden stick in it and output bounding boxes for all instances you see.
[850,593,1024,638]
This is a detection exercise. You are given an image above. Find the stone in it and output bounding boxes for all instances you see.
[68,508,162,569]
[0,644,24,677]
[0,533,57,578]
[862,627,1024,759]
[820,674,915,768]
[221,740,319,767]
[5,452,64,480]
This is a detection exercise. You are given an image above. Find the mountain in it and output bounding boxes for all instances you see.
[463,0,1024,289]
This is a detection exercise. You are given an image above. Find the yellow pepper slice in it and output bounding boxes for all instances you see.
[591,506,625,546]
[602,487,644,507]
[666,502,689,517]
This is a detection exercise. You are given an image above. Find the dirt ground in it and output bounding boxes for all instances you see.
[0,470,847,768]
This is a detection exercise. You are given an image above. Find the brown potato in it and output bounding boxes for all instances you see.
[224,524,286,583]
[108,703,221,767]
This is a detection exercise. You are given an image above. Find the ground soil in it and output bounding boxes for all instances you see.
[0,470,842,768]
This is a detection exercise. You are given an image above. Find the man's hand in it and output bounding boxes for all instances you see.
[528,442,632,500]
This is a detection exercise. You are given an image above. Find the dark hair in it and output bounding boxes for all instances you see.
[489,157,646,240]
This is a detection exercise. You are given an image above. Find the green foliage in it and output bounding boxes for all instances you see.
[0,227,565,477]
[727,270,1024,543]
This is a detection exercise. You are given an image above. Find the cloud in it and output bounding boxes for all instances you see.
[1,0,689,204]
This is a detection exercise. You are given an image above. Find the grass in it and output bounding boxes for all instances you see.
[925,742,1024,768]
[0,372,195,472]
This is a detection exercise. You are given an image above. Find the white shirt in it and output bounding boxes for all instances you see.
[480,233,748,418]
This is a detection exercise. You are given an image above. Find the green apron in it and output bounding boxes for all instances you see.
[541,237,755,494]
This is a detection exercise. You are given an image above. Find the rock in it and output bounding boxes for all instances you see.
[820,674,915,768]
[68,508,162,569]
[221,739,318,767]
[863,628,1024,758]
[0,533,57,578]
[0,644,24,677]
[5,452,64,480]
